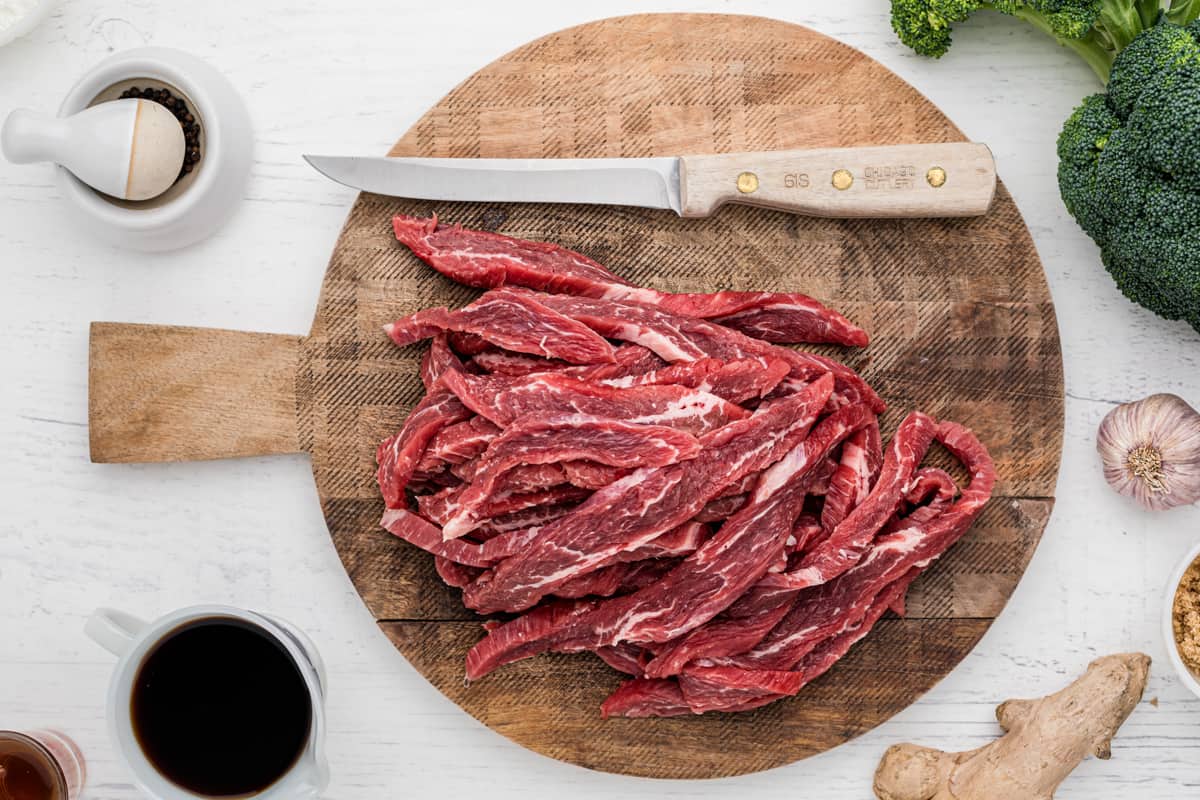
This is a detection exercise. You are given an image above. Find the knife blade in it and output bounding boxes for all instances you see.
[304,142,996,219]
[304,155,682,213]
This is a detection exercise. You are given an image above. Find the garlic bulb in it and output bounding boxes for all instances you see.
[1097,393,1200,511]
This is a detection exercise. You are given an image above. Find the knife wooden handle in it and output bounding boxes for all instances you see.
[678,143,996,219]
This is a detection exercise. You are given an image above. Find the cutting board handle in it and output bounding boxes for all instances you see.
[88,322,304,463]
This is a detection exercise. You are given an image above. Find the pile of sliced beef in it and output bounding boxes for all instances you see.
[377,215,996,718]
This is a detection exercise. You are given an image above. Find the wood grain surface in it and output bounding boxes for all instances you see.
[86,13,1064,778]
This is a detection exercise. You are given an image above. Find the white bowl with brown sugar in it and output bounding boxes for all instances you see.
[1165,541,1200,696]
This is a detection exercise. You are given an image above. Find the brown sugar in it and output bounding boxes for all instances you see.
[1172,556,1200,674]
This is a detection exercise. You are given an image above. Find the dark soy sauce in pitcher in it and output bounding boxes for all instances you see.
[131,617,312,797]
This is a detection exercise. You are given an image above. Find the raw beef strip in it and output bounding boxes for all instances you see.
[450,458,625,492]
[472,343,664,380]
[420,334,465,391]
[760,412,938,591]
[713,471,760,499]
[385,287,616,365]
[693,493,747,522]
[552,565,633,600]
[819,422,878,533]
[620,520,709,560]
[418,483,589,528]
[720,420,994,672]
[440,370,748,436]
[677,568,922,715]
[645,513,830,678]
[470,350,568,376]
[566,345,665,380]
[643,586,795,678]
[793,567,920,681]
[789,514,825,554]
[524,291,884,411]
[464,400,866,679]
[404,502,701,577]
[561,461,629,489]
[880,467,959,536]
[446,458,480,483]
[677,667,808,714]
[601,672,794,718]
[435,556,483,589]
[446,331,491,355]
[600,677,691,719]
[474,503,579,536]
[594,644,646,677]
[416,416,501,472]
[392,215,868,346]
[554,559,678,600]
[710,300,869,347]
[393,214,638,292]
[376,390,472,508]
[450,458,610,494]
[489,463,570,493]
[441,415,701,538]
[597,357,790,404]
[658,490,906,674]
[408,471,461,493]
[459,520,710,615]
[460,374,835,615]
[806,456,839,496]
[381,508,543,568]
[608,568,920,717]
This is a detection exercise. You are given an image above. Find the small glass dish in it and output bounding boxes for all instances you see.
[1163,540,1200,697]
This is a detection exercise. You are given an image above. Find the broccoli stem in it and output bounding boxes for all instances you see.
[1137,0,1166,28]
[1166,0,1200,25]
[1095,0,1155,51]
[1061,34,1120,82]
[1004,5,1118,82]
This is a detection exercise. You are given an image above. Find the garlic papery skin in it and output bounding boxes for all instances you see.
[1097,393,1200,511]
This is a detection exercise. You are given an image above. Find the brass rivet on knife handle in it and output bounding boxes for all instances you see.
[927,166,947,187]
[736,171,759,193]
[831,169,853,190]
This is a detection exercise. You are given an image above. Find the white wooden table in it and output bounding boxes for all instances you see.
[3,2,1199,797]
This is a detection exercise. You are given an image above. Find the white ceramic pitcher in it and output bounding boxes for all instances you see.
[85,605,330,800]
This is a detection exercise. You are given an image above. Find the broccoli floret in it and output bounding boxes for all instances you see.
[891,0,1168,81]
[891,0,984,57]
[1057,20,1200,332]
[996,0,1104,40]
[1056,93,1119,241]
[893,1,1200,333]
[1106,20,1200,114]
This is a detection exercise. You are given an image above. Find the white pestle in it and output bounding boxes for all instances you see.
[1,98,186,202]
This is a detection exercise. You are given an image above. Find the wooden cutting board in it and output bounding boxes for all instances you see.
[88,14,1063,779]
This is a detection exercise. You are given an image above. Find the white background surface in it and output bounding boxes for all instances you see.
[3,1,1200,798]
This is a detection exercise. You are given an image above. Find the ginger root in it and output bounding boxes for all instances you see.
[873,652,1150,800]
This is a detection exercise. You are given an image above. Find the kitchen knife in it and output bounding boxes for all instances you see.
[304,142,996,219]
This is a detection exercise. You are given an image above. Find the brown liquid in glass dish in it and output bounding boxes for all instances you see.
[131,617,312,797]
[0,735,64,800]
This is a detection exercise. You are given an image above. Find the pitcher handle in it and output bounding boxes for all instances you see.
[85,608,148,657]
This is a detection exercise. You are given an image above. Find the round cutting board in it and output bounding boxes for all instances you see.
[88,13,1063,779]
